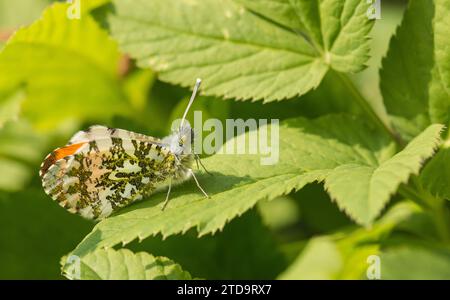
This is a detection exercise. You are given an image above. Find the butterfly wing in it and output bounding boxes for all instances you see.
[68,125,161,145]
[40,126,176,220]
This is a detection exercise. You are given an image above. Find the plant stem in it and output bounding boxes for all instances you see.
[398,185,429,208]
[414,178,450,244]
[400,182,450,244]
[431,203,450,244]
[335,71,404,147]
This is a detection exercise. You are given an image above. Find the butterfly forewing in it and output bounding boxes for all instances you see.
[68,125,160,145]
[40,127,177,220]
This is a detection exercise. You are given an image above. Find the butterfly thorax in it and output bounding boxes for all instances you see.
[163,124,195,183]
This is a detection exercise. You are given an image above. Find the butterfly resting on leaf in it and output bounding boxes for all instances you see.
[40,79,209,220]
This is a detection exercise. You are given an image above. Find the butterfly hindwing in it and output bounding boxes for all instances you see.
[40,128,177,220]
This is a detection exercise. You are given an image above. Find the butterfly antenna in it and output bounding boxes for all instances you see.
[180,78,202,130]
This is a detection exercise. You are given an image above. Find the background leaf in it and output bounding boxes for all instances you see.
[380,0,449,139]
[429,0,450,127]
[278,202,418,279]
[0,89,24,128]
[421,147,450,200]
[0,188,92,279]
[0,121,46,191]
[0,2,126,130]
[381,246,450,279]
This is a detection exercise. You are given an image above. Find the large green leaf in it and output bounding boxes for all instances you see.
[0,3,126,130]
[62,248,192,280]
[107,0,374,102]
[68,115,440,258]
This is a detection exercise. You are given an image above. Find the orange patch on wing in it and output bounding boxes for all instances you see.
[40,142,86,177]
[53,142,86,161]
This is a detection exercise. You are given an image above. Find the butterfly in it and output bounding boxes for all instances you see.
[40,79,209,220]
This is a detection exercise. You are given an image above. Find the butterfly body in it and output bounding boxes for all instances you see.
[40,124,196,220]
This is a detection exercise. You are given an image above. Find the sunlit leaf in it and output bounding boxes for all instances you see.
[107,0,373,102]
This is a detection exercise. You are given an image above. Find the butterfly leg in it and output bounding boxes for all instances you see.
[189,169,210,198]
[195,153,213,176]
[161,179,172,211]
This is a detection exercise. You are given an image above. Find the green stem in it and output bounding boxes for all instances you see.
[401,183,450,244]
[431,203,450,244]
[398,185,429,209]
[414,179,450,244]
[335,71,404,147]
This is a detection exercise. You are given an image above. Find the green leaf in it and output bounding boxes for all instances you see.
[421,147,450,200]
[62,248,192,280]
[381,246,450,279]
[233,0,304,31]
[433,0,450,95]
[380,0,434,137]
[429,0,450,126]
[0,3,126,130]
[71,169,322,257]
[325,124,443,225]
[69,115,440,258]
[122,69,155,111]
[107,0,374,102]
[380,0,450,138]
[287,0,373,73]
[278,237,342,279]
[278,202,419,279]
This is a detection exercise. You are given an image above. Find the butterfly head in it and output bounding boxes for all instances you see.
[167,78,201,156]
[165,123,195,156]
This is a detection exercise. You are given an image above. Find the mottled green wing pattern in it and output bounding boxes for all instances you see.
[40,126,177,220]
